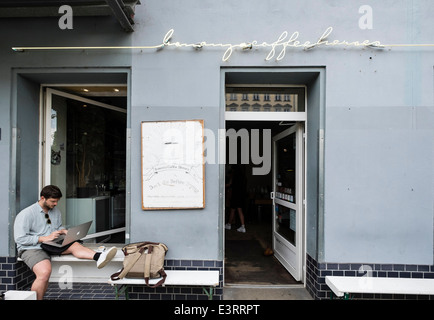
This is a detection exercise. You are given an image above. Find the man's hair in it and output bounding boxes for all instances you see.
[40,185,63,199]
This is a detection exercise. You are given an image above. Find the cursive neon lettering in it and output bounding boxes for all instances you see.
[162,29,174,45]
[12,27,385,60]
[277,31,300,60]
[265,31,290,61]
[158,27,383,61]
[316,26,334,46]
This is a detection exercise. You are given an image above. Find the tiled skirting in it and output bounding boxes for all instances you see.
[0,257,35,292]
[305,253,434,300]
[7,253,433,300]
[1,256,223,300]
[44,259,223,300]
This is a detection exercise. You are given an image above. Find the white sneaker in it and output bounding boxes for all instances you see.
[97,246,117,269]
[237,225,246,233]
[225,223,232,230]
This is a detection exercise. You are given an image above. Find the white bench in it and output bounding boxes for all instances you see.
[326,276,434,299]
[17,245,125,283]
[3,290,37,300]
[107,270,220,300]
[17,247,221,299]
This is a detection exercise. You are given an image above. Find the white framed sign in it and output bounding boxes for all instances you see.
[141,120,205,210]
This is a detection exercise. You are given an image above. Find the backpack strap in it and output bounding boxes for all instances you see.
[146,269,167,288]
[110,247,145,281]
[143,245,167,288]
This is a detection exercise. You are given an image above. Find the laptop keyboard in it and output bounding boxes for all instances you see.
[54,236,65,244]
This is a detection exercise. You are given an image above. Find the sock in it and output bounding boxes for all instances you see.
[93,252,101,261]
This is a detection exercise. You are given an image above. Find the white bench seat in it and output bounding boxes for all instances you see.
[16,245,125,263]
[326,276,434,299]
[108,270,220,300]
[17,245,125,283]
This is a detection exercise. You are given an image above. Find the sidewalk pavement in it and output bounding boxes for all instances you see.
[223,286,313,300]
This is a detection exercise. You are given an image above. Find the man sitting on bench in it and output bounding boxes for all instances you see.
[14,185,117,300]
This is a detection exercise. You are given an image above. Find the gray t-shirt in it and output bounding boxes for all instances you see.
[14,202,63,252]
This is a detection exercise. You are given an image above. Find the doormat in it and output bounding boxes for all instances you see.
[225,239,300,285]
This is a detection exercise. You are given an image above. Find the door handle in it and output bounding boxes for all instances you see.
[270,191,275,200]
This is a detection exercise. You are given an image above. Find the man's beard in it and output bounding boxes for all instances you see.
[42,200,55,211]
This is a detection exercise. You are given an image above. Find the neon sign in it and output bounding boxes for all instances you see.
[162,27,384,61]
[11,26,396,62]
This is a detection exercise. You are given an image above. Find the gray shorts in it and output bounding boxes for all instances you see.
[19,249,51,270]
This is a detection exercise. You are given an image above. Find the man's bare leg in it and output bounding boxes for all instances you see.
[62,242,95,259]
[31,259,52,300]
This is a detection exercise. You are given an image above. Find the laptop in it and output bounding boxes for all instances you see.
[43,221,93,248]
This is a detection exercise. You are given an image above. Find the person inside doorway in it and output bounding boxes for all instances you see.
[225,165,247,233]
[14,185,117,300]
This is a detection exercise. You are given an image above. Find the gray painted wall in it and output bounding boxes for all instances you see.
[1,1,433,266]
[130,0,433,263]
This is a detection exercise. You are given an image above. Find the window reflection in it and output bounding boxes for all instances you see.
[275,133,296,203]
[225,87,305,112]
[50,94,126,242]
[275,204,296,245]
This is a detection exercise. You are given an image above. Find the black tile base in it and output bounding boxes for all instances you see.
[305,253,434,300]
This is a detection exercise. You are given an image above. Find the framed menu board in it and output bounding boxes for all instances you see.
[141,120,205,210]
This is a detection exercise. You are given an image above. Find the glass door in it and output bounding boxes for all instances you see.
[271,123,304,281]
[42,88,127,242]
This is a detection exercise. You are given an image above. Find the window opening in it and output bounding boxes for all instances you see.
[44,87,127,243]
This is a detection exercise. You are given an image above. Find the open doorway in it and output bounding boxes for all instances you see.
[224,120,302,286]
[221,69,326,288]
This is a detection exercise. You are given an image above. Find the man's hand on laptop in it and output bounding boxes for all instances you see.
[39,230,63,243]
